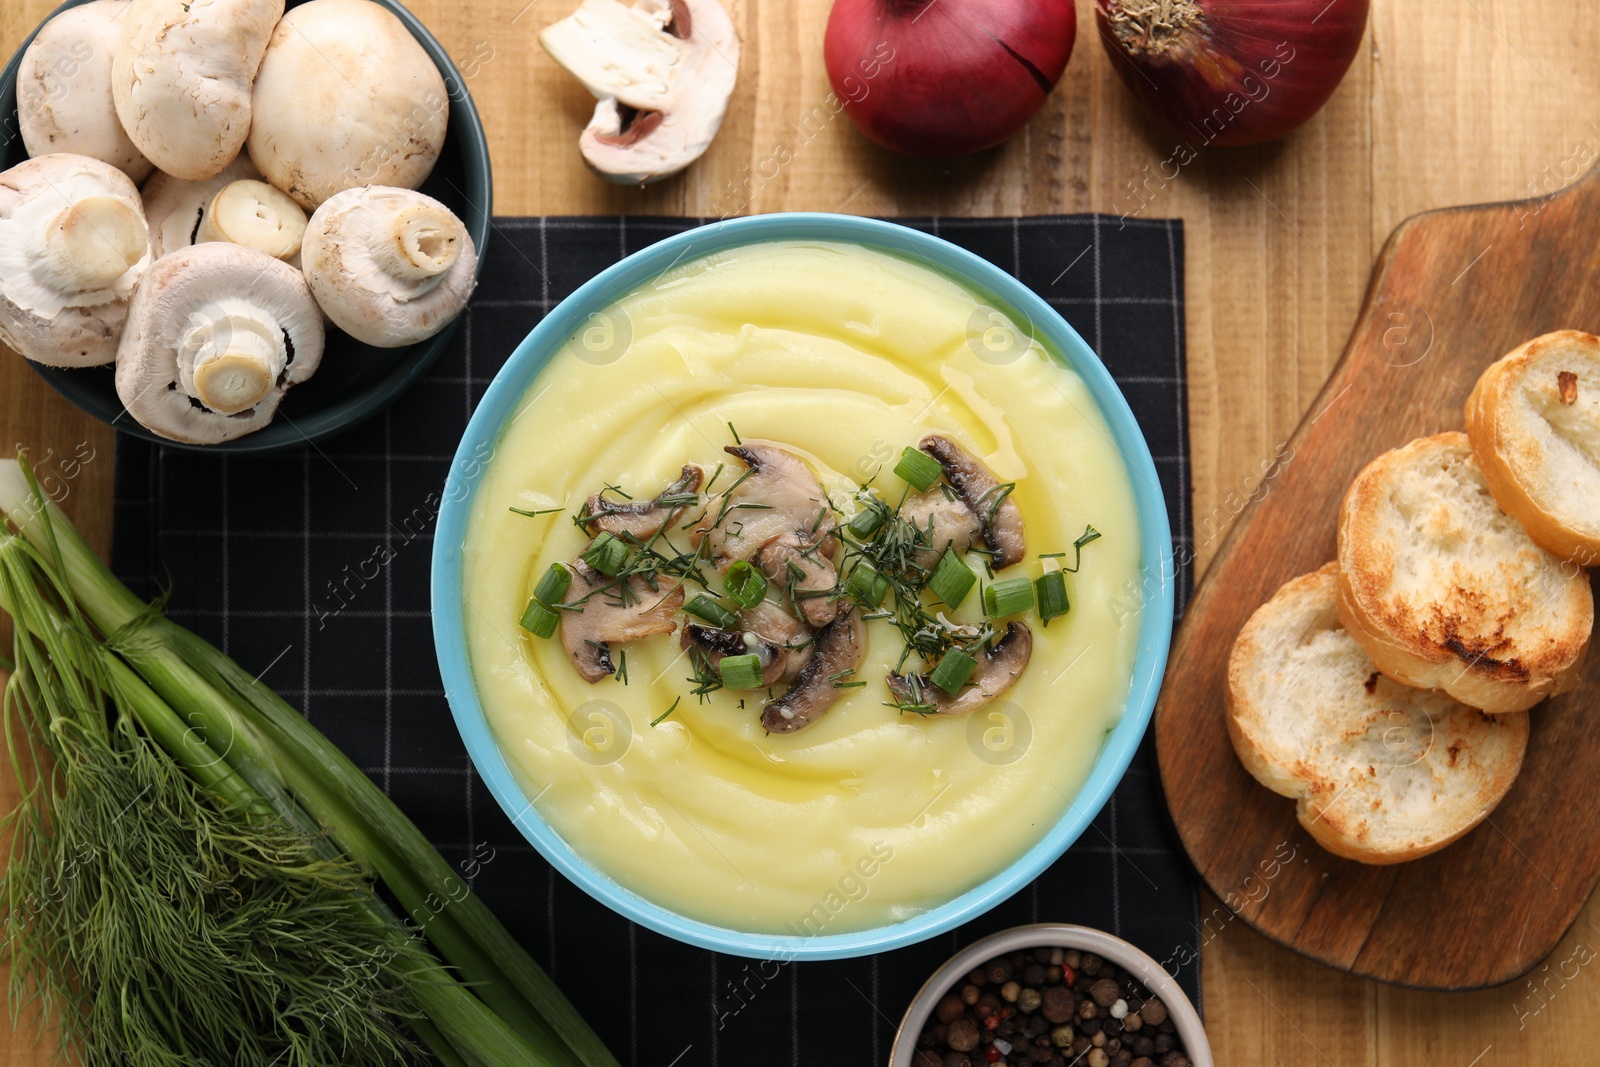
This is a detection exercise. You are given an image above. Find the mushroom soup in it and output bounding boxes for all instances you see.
[461,240,1144,933]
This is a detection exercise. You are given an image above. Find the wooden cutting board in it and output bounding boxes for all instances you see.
[1157,164,1600,990]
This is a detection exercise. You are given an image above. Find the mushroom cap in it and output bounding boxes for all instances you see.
[141,153,263,259]
[247,0,449,211]
[111,0,284,181]
[541,0,741,185]
[920,434,1027,569]
[0,154,150,368]
[18,1,154,183]
[301,186,477,348]
[114,242,324,444]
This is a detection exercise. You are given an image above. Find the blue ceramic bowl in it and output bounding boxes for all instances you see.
[432,213,1175,960]
[0,0,492,453]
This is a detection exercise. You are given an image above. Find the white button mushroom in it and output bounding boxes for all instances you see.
[197,180,309,263]
[111,0,284,182]
[114,243,325,444]
[0,154,150,368]
[141,154,263,260]
[17,0,153,183]
[301,187,477,348]
[540,0,740,185]
[247,0,449,212]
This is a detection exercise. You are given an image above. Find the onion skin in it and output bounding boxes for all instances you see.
[1096,0,1369,147]
[825,0,1077,158]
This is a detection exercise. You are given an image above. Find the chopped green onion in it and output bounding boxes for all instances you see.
[532,562,572,606]
[894,446,942,491]
[685,594,739,629]
[723,561,767,610]
[928,649,976,695]
[983,576,1034,618]
[928,548,976,608]
[845,561,890,608]
[1037,571,1070,624]
[719,654,764,690]
[581,532,628,576]
[519,598,561,639]
[847,503,885,540]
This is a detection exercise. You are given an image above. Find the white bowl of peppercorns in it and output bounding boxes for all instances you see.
[890,923,1212,1067]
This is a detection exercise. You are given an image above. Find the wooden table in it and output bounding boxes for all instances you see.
[2,0,1597,1062]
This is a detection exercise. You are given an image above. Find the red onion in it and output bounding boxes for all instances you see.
[824,0,1077,158]
[1096,0,1368,147]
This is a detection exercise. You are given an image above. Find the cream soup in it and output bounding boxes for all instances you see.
[461,240,1144,934]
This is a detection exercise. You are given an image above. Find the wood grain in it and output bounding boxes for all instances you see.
[1159,162,1600,990]
[1,0,1599,1062]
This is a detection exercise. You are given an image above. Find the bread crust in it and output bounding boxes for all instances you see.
[1336,432,1592,713]
[1227,564,1530,864]
[1466,330,1600,565]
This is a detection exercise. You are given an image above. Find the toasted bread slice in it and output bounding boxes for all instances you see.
[1336,432,1592,713]
[1466,330,1600,564]
[1228,564,1530,864]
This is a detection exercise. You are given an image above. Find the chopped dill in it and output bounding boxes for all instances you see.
[1060,525,1102,573]
[651,696,682,726]
[508,506,563,518]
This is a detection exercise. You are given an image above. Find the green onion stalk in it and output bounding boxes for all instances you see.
[0,458,618,1067]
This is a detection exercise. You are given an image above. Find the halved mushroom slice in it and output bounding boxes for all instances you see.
[0,155,150,368]
[693,443,837,562]
[560,558,685,683]
[539,0,740,185]
[919,435,1026,569]
[583,465,702,540]
[741,600,813,683]
[758,534,840,628]
[901,489,983,573]
[691,442,841,625]
[760,608,866,734]
[887,623,1034,716]
[113,243,323,444]
[681,624,787,687]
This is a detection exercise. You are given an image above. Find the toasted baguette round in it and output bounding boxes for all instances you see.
[1466,330,1600,564]
[1227,564,1530,864]
[1336,432,1592,713]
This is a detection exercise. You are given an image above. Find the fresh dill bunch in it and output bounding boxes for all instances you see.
[0,542,424,1067]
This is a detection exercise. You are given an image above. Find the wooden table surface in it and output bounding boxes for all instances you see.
[3,0,1598,1063]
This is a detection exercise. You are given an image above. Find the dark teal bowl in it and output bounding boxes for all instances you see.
[0,0,493,453]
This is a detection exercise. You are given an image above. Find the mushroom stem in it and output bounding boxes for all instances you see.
[374,204,465,284]
[38,195,147,292]
[177,302,287,415]
[198,180,309,261]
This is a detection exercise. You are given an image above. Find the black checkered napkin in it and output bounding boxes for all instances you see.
[113,215,1198,1065]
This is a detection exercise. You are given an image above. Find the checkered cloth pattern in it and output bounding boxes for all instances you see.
[112,215,1197,1065]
